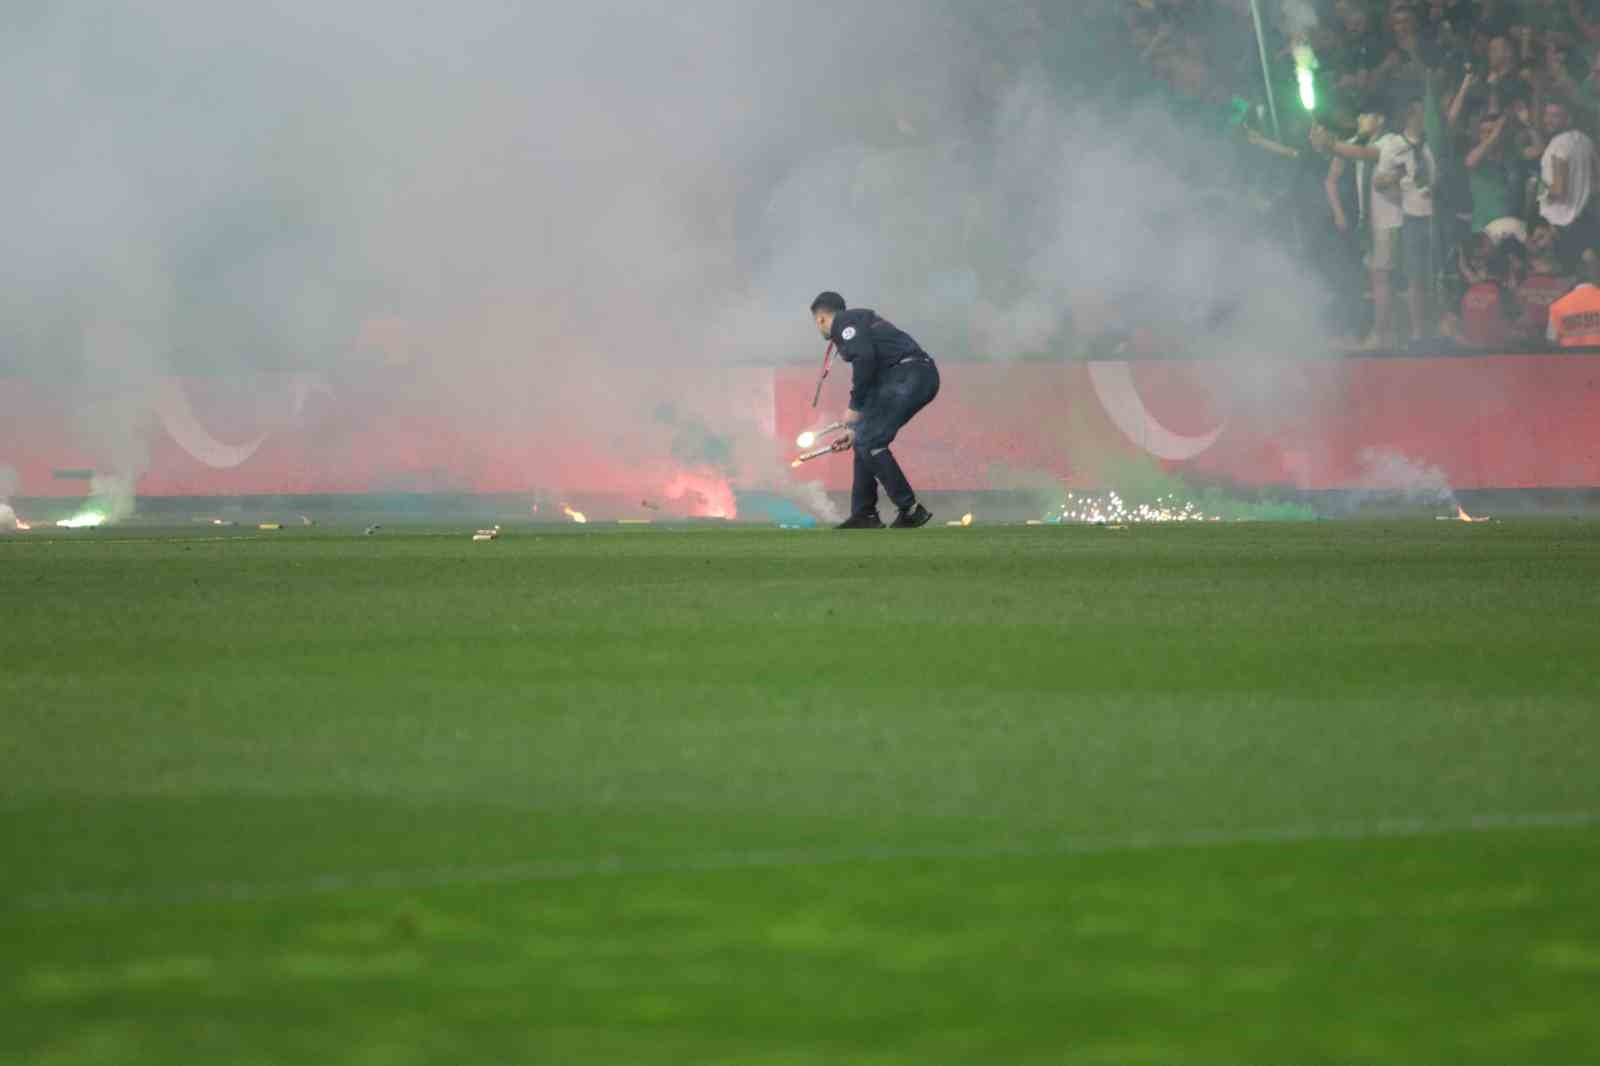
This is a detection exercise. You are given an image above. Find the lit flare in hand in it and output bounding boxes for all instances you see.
[1293,42,1317,111]
[796,421,847,449]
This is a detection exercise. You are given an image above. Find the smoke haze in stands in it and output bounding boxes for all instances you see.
[1278,0,1320,37]
[0,2,1331,516]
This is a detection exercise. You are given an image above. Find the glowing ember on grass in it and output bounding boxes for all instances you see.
[561,505,588,524]
[1051,491,1218,525]
[56,511,107,529]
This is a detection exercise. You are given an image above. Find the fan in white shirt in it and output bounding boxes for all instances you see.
[1539,100,1600,273]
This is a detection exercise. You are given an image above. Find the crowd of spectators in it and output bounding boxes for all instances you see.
[1121,0,1600,350]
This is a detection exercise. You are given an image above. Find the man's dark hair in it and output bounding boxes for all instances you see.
[810,291,847,314]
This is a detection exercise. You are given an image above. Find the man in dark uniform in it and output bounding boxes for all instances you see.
[809,291,940,529]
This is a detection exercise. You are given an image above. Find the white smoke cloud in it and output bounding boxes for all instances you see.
[1356,447,1457,506]
[781,480,845,526]
[1279,0,1320,36]
[727,72,1326,371]
[0,2,1330,507]
[88,474,138,526]
[0,466,16,531]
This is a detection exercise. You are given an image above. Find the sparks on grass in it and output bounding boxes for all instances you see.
[56,511,107,529]
[1050,491,1217,525]
[561,505,588,524]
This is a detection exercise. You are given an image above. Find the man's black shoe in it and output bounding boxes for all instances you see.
[836,511,886,530]
[891,503,933,528]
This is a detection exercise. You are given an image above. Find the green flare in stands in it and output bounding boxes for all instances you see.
[1294,43,1317,111]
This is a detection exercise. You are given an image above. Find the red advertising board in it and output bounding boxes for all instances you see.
[5,355,1600,502]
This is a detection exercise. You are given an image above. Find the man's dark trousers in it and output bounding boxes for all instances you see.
[851,358,940,516]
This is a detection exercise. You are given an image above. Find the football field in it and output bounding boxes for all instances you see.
[3,521,1599,1064]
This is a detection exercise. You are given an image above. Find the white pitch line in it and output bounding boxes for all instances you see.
[15,810,1600,914]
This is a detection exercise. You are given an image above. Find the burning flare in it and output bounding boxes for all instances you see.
[561,505,588,524]
[796,421,846,450]
[56,511,107,529]
[1293,42,1318,111]
[1440,503,1491,523]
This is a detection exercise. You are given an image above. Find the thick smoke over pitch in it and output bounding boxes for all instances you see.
[1,2,1326,514]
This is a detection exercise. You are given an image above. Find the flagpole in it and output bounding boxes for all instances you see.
[1248,0,1283,140]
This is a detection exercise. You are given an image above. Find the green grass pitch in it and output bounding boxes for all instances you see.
[3,520,1599,1064]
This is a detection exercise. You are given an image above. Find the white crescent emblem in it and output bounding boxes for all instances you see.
[841,326,856,341]
[153,373,330,469]
[1087,361,1227,462]
[154,371,332,467]
[155,379,268,469]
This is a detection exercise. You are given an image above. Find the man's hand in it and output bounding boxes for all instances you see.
[831,430,854,451]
